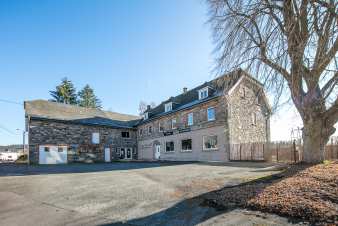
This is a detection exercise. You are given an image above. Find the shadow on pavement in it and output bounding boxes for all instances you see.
[99,165,307,226]
[0,161,278,177]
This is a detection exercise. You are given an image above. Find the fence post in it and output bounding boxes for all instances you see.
[239,143,242,161]
[251,143,253,161]
[331,138,334,160]
[293,140,297,163]
[276,143,279,162]
[263,143,265,161]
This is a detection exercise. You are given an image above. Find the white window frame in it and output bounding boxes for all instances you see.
[165,102,173,112]
[92,132,100,144]
[144,112,149,120]
[203,135,218,151]
[165,141,175,152]
[181,139,192,152]
[159,121,164,132]
[198,87,209,100]
[207,107,216,121]
[171,118,177,129]
[187,112,193,126]
[252,112,257,125]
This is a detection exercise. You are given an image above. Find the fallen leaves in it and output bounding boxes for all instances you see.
[203,162,338,225]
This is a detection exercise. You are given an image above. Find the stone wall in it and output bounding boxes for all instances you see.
[138,98,227,141]
[137,97,230,161]
[227,78,270,144]
[28,119,137,164]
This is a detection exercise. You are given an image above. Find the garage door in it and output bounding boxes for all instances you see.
[39,146,68,164]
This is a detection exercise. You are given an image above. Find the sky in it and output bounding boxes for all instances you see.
[0,0,335,145]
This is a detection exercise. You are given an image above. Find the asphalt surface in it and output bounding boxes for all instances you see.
[0,162,305,226]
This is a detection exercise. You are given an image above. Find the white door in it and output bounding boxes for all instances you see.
[104,148,111,162]
[39,146,67,164]
[155,145,161,160]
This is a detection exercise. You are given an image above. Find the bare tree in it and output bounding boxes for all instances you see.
[138,101,148,116]
[207,0,338,163]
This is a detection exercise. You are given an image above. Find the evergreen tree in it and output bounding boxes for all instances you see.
[49,77,78,105]
[78,85,102,109]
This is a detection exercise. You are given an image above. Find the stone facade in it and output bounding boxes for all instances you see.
[26,72,271,164]
[227,79,270,144]
[28,119,137,164]
[136,76,270,162]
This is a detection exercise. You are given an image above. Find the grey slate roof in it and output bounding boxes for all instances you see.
[25,100,141,128]
[140,69,244,124]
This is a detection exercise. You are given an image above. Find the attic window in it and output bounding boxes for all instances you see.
[165,102,172,112]
[198,87,209,100]
[143,112,149,120]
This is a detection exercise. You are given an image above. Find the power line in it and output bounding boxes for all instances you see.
[0,98,23,106]
[0,124,17,136]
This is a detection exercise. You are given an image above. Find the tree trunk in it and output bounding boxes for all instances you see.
[302,118,331,163]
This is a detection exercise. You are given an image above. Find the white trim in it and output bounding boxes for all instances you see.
[165,102,173,112]
[158,121,163,132]
[198,87,209,100]
[92,132,100,144]
[171,118,177,129]
[207,107,216,121]
[165,141,175,152]
[181,139,192,152]
[187,112,193,126]
[202,135,218,151]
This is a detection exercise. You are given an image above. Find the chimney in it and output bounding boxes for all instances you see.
[147,105,151,111]
[183,87,188,93]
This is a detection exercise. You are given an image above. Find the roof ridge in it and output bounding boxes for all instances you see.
[25,99,140,118]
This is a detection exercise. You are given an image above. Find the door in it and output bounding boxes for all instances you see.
[39,145,67,164]
[120,148,125,159]
[155,145,161,160]
[126,148,132,160]
[104,148,111,162]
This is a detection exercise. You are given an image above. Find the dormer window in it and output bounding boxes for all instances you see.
[198,87,209,100]
[165,102,172,112]
[143,112,149,120]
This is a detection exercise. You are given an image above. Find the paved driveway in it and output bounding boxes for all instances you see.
[0,162,301,226]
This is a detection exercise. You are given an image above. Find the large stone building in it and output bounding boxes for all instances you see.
[25,69,271,164]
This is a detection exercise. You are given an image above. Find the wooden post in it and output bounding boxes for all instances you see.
[276,143,279,162]
[293,140,297,163]
[262,143,265,161]
[331,138,334,160]
[239,144,242,161]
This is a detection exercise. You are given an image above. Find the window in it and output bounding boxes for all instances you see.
[139,129,143,136]
[241,87,246,98]
[44,147,50,152]
[203,135,218,150]
[198,87,209,100]
[171,118,177,129]
[58,147,64,152]
[92,132,100,144]
[165,102,172,112]
[159,122,164,132]
[144,112,149,120]
[165,141,175,152]
[207,107,216,121]
[148,126,152,134]
[181,139,192,152]
[188,112,193,126]
[252,112,257,125]
[122,131,130,138]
